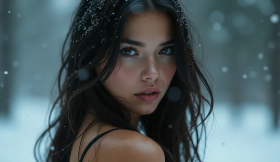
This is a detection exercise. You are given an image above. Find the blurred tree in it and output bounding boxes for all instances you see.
[271,0,280,128]
[0,0,13,115]
[184,0,278,129]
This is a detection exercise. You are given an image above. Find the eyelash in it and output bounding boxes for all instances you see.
[119,46,174,57]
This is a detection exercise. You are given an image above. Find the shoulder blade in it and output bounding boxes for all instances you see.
[98,129,165,162]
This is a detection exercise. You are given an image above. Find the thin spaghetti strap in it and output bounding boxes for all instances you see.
[79,128,121,162]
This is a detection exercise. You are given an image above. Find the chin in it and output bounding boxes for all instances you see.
[137,105,158,115]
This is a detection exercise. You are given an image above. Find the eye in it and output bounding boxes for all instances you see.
[120,47,137,57]
[160,46,174,55]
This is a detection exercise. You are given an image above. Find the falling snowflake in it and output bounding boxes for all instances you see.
[265,74,272,82]
[222,66,228,73]
[270,14,279,24]
[263,66,269,71]
[257,52,264,60]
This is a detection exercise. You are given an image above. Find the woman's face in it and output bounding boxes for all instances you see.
[96,11,176,120]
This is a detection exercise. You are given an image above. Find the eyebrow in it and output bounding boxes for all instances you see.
[121,38,174,47]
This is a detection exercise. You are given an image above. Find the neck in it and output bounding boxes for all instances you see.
[130,112,140,129]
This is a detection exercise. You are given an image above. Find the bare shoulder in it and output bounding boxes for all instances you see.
[70,120,165,162]
[97,129,165,162]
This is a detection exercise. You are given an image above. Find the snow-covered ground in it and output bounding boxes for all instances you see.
[203,102,280,162]
[0,97,280,162]
[0,96,50,162]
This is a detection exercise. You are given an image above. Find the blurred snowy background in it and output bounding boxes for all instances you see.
[0,0,280,162]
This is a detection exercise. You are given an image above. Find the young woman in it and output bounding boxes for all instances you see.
[34,0,214,162]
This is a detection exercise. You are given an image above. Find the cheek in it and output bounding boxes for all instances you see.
[160,61,176,83]
[103,61,137,95]
[114,64,137,85]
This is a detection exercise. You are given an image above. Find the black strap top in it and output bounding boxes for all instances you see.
[79,128,121,162]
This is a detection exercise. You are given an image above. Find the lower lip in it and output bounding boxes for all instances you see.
[135,93,160,102]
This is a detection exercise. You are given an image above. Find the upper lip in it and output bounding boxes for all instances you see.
[135,86,160,95]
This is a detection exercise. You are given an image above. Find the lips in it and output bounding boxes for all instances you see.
[135,86,160,95]
[134,86,160,102]
[135,92,160,102]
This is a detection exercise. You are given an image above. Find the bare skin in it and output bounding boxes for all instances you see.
[70,113,165,162]
[70,10,176,162]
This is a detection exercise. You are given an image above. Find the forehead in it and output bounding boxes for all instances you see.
[123,11,174,41]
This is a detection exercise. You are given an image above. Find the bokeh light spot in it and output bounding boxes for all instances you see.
[167,86,182,102]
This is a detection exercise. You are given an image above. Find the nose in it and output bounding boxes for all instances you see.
[140,57,160,82]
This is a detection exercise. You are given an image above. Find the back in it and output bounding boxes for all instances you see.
[70,124,165,162]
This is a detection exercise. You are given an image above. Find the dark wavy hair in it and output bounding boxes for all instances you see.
[34,0,214,162]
